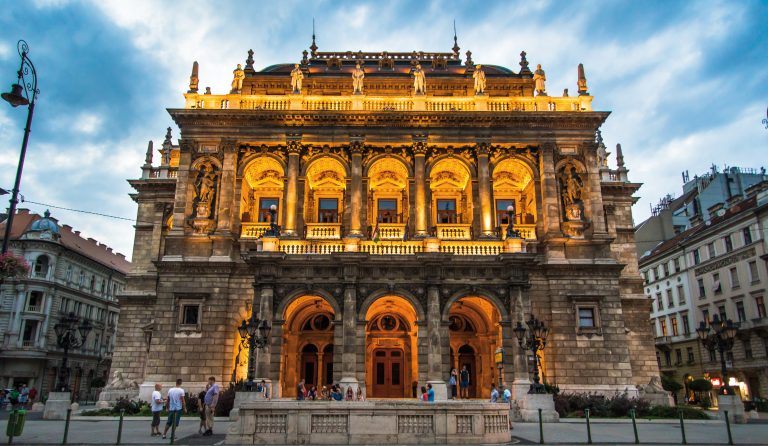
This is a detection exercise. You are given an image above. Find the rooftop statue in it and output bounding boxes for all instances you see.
[413,63,426,95]
[291,64,304,94]
[231,63,245,94]
[473,65,486,95]
[533,64,546,96]
[352,62,365,95]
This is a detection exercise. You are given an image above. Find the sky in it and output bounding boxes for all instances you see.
[1,0,767,260]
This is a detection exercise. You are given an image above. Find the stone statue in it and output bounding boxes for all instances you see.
[188,61,199,93]
[638,376,673,407]
[413,63,426,95]
[558,163,585,221]
[473,65,486,95]
[196,164,217,205]
[106,370,138,390]
[533,64,546,96]
[352,62,365,94]
[231,64,245,93]
[290,64,304,94]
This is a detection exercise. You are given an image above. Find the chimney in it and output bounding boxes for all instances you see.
[74,231,81,236]
[17,208,30,215]
[107,247,113,253]
[116,253,126,260]
[707,202,725,217]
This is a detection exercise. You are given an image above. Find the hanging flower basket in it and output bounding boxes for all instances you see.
[0,252,30,279]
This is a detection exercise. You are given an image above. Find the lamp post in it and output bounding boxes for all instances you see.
[1,40,39,254]
[263,204,280,237]
[513,314,549,394]
[696,314,738,395]
[53,312,92,392]
[237,315,271,390]
[506,205,521,239]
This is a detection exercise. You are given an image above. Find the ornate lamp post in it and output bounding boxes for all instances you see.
[237,315,271,389]
[696,314,738,395]
[513,314,549,394]
[53,312,92,392]
[1,40,39,254]
[506,205,521,239]
[263,204,280,237]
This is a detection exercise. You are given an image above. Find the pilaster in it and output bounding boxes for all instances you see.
[413,136,428,237]
[348,137,365,237]
[283,137,302,236]
[476,141,494,237]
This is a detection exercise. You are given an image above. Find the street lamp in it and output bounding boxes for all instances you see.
[506,205,521,239]
[696,314,738,395]
[53,312,92,392]
[1,40,39,254]
[262,204,280,237]
[237,315,271,389]
[513,314,549,394]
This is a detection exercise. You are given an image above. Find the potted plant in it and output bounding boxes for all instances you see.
[0,252,30,280]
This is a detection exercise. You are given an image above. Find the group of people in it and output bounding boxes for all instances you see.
[447,366,472,399]
[149,376,220,440]
[0,384,36,410]
[296,379,365,401]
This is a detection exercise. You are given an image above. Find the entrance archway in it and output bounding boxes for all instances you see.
[365,296,419,398]
[301,344,319,387]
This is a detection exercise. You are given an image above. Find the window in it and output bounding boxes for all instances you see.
[657,266,663,280]
[730,267,740,289]
[712,273,722,294]
[675,349,683,365]
[664,351,671,366]
[377,199,398,223]
[656,293,663,310]
[702,308,710,323]
[708,347,716,362]
[26,291,43,312]
[21,320,38,346]
[755,296,766,319]
[697,278,706,299]
[79,271,85,287]
[748,261,759,283]
[177,297,204,333]
[674,257,681,273]
[663,263,670,277]
[707,242,716,259]
[687,347,695,364]
[666,289,674,308]
[693,249,701,265]
[671,316,679,336]
[660,318,668,336]
[495,199,516,226]
[33,255,50,278]
[578,308,595,327]
[436,199,457,224]
[65,264,72,282]
[724,235,733,253]
[182,305,199,325]
[656,352,661,367]
[736,301,746,322]
[743,339,753,359]
[743,227,752,245]
[677,285,686,305]
[643,271,649,284]
[682,313,690,334]
[73,301,82,316]
[90,276,95,291]
[258,197,279,223]
[318,198,339,223]
[101,280,106,294]
[717,304,727,321]
[650,269,656,282]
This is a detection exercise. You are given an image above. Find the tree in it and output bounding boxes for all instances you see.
[661,375,684,405]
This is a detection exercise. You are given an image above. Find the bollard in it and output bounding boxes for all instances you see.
[7,409,16,445]
[585,408,592,444]
[116,409,125,445]
[679,409,687,445]
[538,408,544,445]
[724,410,733,445]
[630,408,639,444]
[62,409,72,445]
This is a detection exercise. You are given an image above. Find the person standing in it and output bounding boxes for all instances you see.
[489,383,499,403]
[19,385,29,408]
[502,387,511,404]
[426,383,435,402]
[203,377,219,436]
[29,387,37,404]
[297,379,306,401]
[448,369,458,400]
[162,379,187,440]
[197,389,207,435]
[150,383,164,437]
[460,365,470,399]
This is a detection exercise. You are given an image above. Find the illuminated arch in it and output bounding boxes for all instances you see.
[492,156,538,230]
[240,156,285,226]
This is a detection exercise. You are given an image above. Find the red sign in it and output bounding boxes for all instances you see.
[710,378,722,387]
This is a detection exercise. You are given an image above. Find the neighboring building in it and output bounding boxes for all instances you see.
[639,182,768,402]
[0,209,129,400]
[112,41,659,400]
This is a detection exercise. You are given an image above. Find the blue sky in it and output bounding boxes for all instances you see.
[1,0,767,259]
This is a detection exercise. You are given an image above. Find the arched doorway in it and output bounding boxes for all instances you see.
[281,296,335,397]
[458,345,477,398]
[365,296,419,398]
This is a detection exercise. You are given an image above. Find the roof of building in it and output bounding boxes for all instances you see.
[0,209,131,274]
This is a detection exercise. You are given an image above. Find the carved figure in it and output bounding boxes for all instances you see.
[352,62,365,94]
[639,376,667,394]
[196,164,217,205]
[188,61,199,93]
[473,65,486,95]
[597,143,608,168]
[106,370,138,390]
[231,64,245,93]
[533,64,546,96]
[413,64,426,95]
[290,64,304,93]
[559,165,583,207]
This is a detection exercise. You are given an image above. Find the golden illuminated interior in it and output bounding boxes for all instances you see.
[492,157,536,231]
[241,156,285,225]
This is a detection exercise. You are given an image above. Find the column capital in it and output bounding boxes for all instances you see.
[475,141,491,156]
[286,140,302,155]
[412,141,428,155]
[349,138,365,155]
[219,138,238,153]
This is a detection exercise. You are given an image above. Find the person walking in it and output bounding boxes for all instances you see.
[426,383,435,402]
[459,365,470,399]
[297,379,306,401]
[448,369,458,400]
[196,389,207,435]
[150,383,164,437]
[502,386,511,403]
[489,383,499,403]
[162,379,187,440]
[203,377,219,436]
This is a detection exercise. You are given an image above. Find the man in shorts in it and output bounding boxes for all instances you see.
[150,383,164,437]
[460,365,470,399]
[202,376,220,436]
[162,379,186,440]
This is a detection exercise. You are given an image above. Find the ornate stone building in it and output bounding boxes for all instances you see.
[113,42,658,399]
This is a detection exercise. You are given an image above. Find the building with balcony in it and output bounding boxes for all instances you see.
[0,210,129,400]
[113,40,659,400]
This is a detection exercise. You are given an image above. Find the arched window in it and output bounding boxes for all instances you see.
[33,255,50,278]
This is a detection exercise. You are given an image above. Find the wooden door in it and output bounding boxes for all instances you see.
[371,348,404,398]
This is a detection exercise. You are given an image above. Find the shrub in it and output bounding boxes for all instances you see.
[111,398,146,415]
[0,253,30,279]
[699,396,712,409]
[553,392,651,418]
[661,376,683,393]
[647,405,709,420]
[216,387,236,417]
[688,379,713,392]
[81,408,113,416]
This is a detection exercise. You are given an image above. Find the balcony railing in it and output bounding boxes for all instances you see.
[21,340,36,348]
[25,304,41,313]
[377,223,406,241]
[305,223,343,240]
[254,238,520,256]
[435,224,472,240]
[360,241,424,255]
[501,224,537,241]
[279,240,345,255]
[241,222,270,238]
[440,241,504,256]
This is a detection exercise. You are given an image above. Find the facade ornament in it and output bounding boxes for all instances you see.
[465,50,473,67]
[352,62,365,95]
[379,51,394,70]
[473,65,486,95]
[533,64,546,96]
[577,63,588,96]
[204,87,211,95]
[301,50,309,67]
[562,88,569,97]
[162,127,173,166]
[191,160,220,234]
[616,143,625,169]
[558,161,585,222]
[245,49,255,70]
[188,61,199,93]
[413,63,426,95]
[144,140,153,166]
[105,370,138,391]
[596,130,609,169]
[230,64,245,94]
[290,64,304,94]
[519,51,531,76]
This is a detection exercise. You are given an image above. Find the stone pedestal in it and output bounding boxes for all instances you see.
[717,394,747,424]
[43,392,72,420]
[427,380,448,401]
[638,391,673,407]
[230,385,271,421]
[339,377,360,398]
[424,237,440,253]
[261,236,279,252]
[30,402,45,412]
[504,237,524,253]
[138,382,156,403]
[518,393,559,422]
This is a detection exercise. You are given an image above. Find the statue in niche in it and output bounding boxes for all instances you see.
[290,64,304,94]
[194,162,218,220]
[473,65,486,95]
[413,63,426,95]
[533,64,547,96]
[231,64,245,93]
[558,163,585,221]
[352,62,365,94]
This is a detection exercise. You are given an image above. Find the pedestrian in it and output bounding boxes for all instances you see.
[448,368,458,399]
[8,387,19,409]
[331,385,343,401]
[426,383,435,402]
[489,383,499,403]
[162,379,187,440]
[460,365,470,399]
[502,387,511,403]
[150,383,164,437]
[307,386,317,400]
[297,379,306,401]
[258,379,270,400]
[319,386,329,400]
[19,384,29,408]
[197,389,207,435]
[29,387,37,404]
[420,386,428,402]
[203,376,219,436]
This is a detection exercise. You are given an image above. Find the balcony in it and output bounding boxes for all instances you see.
[25,304,41,313]
[241,222,270,238]
[21,340,36,348]
[435,224,472,240]
[305,223,342,240]
[655,336,672,349]
[501,224,537,241]
[377,223,406,241]
[253,238,522,256]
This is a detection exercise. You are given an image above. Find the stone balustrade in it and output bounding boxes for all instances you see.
[305,223,343,239]
[435,223,472,240]
[241,223,270,238]
[258,237,528,256]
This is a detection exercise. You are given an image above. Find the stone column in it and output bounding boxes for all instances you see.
[340,285,360,393]
[10,286,25,334]
[539,143,561,237]
[254,285,276,385]
[426,285,448,400]
[316,352,324,387]
[215,139,237,233]
[284,140,302,236]
[413,138,429,237]
[476,142,494,237]
[39,291,55,348]
[348,138,364,237]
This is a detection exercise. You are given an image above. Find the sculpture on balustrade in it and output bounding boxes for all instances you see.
[596,130,609,169]
[188,61,199,93]
[413,64,426,95]
[352,62,365,94]
[558,162,585,222]
[533,64,547,96]
[473,65,486,95]
[291,64,304,94]
[231,64,245,94]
